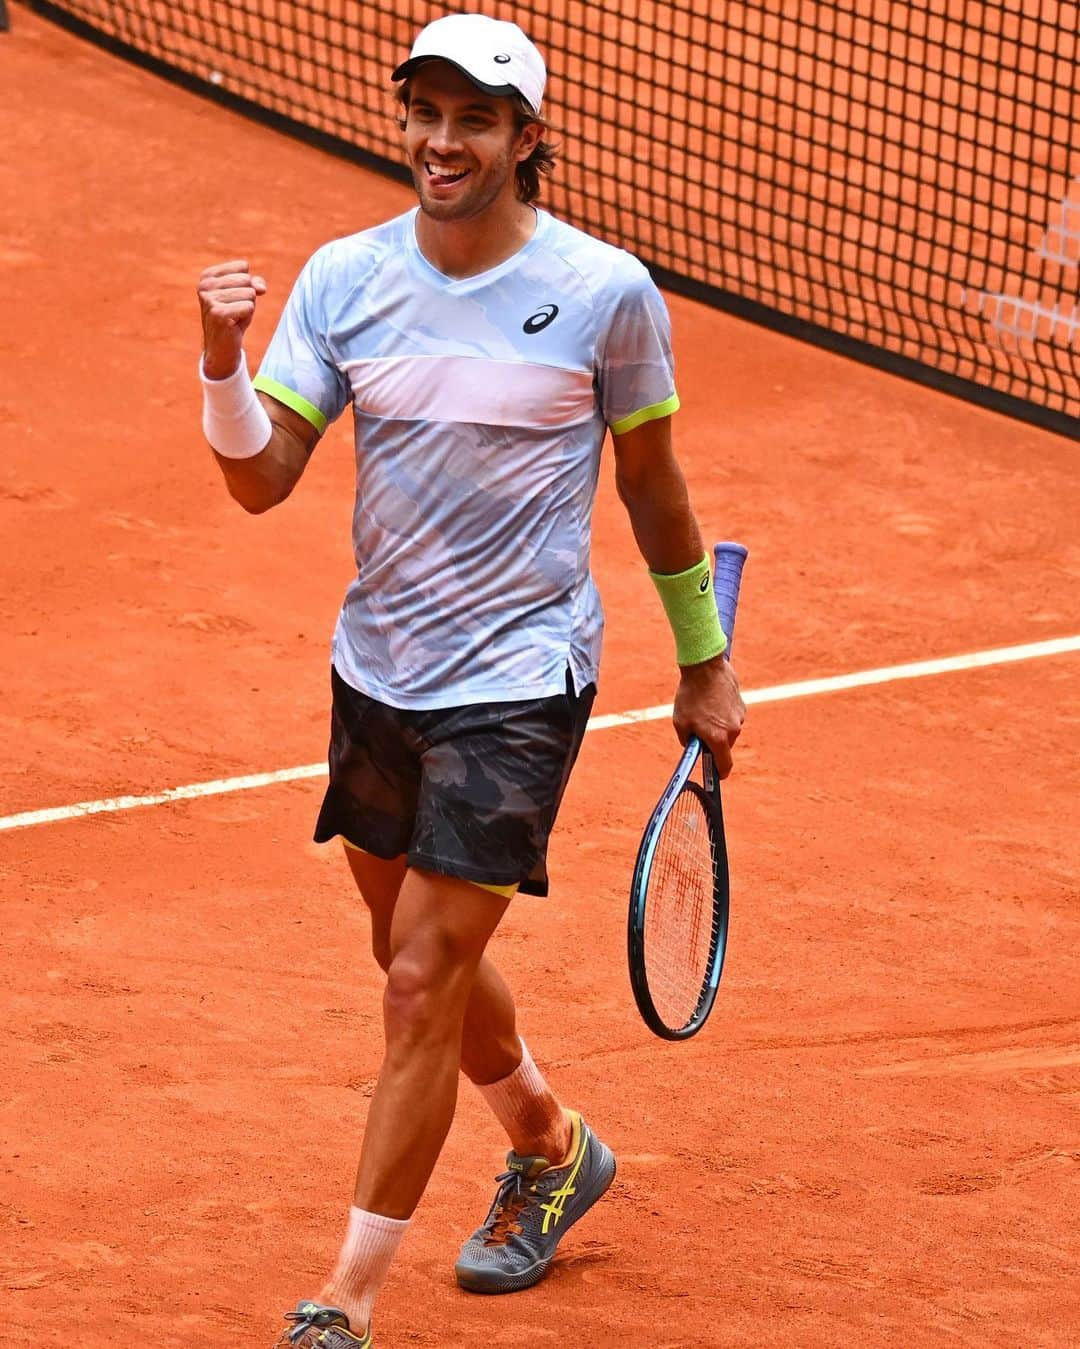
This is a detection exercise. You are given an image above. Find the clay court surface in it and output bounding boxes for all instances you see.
[3,10,1079,1347]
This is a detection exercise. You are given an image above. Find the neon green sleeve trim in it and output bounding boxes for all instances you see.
[610,392,680,436]
[649,553,728,666]
[252,374,328,435]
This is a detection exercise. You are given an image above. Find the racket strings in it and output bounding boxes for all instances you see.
[643,788,719,1029]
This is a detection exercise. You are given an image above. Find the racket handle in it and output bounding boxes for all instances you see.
[712,541,748,656]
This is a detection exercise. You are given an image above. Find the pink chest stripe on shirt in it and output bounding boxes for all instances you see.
[340,353,595,428]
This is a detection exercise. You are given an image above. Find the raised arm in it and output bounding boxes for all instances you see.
[198,260,319,514]
[612,414,746,777]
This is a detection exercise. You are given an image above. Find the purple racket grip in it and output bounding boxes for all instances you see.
[712,541,748,656]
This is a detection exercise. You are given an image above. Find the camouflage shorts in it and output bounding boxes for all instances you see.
[313,666,596,896]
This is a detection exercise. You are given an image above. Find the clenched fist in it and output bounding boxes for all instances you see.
[197,260,267,379]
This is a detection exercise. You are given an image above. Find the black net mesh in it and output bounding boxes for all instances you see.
[27,0,1080,434]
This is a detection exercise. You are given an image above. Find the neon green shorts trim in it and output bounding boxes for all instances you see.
[337,837,518,897]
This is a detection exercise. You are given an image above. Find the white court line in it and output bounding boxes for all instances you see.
[1,634,1077,835]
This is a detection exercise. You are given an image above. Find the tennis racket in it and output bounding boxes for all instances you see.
[627,540,747,1041]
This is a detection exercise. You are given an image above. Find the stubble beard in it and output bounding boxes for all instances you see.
[413,149,516,224]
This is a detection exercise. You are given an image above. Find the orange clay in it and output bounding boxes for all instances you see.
[3,10,1078,1346]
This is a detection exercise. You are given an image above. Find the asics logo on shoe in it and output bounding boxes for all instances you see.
[539,1133,589,1234]
[540,1178,575,1233]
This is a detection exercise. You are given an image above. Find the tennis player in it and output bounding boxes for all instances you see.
[197,14,744,1347]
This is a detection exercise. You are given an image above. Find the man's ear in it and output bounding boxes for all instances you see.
[515,120,544,163]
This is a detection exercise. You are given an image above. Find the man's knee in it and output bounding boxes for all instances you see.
[383,948,471,1047]
[380,867,509,1044]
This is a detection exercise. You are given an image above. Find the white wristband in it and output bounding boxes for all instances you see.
[200,354,273,459]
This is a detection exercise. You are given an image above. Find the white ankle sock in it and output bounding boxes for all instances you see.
[320,1206,409,1334]
[475,1038,572,1162]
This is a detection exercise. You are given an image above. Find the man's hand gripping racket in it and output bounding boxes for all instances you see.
[628,542,747,1040]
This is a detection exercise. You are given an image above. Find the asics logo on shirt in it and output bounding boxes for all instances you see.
[523,303,559,334]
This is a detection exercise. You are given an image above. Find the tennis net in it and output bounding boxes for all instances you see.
[28,0,1080,435]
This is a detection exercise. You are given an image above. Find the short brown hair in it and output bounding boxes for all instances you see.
[396,85,557,204]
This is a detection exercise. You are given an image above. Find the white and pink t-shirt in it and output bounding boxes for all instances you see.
[255,207,679,709]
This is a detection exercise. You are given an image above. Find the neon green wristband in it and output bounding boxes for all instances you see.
[648,553,728,666]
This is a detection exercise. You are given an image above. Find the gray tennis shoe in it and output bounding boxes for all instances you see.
[271,1302,371,1348]
[455,1111,616,1293]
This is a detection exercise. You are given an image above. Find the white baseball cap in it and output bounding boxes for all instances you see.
[392,14,547,116]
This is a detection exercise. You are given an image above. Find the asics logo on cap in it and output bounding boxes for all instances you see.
[523,304,559,334]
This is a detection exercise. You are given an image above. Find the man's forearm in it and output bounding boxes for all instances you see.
[612,417,728,669]
[197,260,316,513]
[615,456,705,576]
[201,371,317,513]
[212,437,298,514]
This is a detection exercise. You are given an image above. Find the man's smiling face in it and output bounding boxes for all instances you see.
[404,62,536,223]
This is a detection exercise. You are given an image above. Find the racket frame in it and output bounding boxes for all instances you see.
[626,541,746,1041]
[627,737,730,1039]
